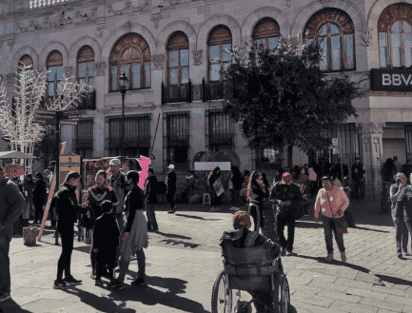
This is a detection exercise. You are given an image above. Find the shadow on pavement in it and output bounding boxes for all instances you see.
[108,284,208,313]
[295,221,323,229]
[175,213,222,221]
[73,245,92,254]
[375,274,412,287]
[352,226,390,233]
[145,275,187,294]
[0,298,34,313]
[154,231,192,240]
[61,286,136,313]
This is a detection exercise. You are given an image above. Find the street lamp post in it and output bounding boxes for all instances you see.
[118,71,129,157]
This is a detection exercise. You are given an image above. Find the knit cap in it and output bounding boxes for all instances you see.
[233,211,252,230]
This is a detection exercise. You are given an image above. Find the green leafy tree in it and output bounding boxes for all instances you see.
[223,38,362,168]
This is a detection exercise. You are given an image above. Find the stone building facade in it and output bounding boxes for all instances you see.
[0,0,411,198]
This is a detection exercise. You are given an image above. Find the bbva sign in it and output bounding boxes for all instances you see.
[371,69,412,91]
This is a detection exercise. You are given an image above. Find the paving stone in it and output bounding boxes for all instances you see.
[345,287,388,299]
[359,297,405,312]
[317,289,362,303]
[385,294,412,306]
[292,300,348,313]
[290,290,336,307]
[329,300,379,313]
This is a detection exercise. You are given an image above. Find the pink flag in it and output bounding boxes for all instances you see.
[137,156,151,189]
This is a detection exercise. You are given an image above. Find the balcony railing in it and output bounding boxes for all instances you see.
[77,90,96,110]
[162,78,227,104]
[29,0,70,9]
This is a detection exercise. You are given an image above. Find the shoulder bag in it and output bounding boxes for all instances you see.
[326,192,348,234]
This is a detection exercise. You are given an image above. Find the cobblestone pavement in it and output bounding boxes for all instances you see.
[2,201,412,313]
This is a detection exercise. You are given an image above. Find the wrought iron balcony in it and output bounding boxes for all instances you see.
[161,81,192,104]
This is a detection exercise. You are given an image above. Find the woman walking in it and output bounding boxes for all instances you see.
[53,171,90,289]
[229,166,244,212]
[314,175,350,262]
[247,171,269,231]
[208,167,223,212]
[33,173,47,225]
[117,171,148,288]
[84,170,119,279]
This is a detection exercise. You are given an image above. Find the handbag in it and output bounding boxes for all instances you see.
[213,178,225,197]
[326,192,348,234]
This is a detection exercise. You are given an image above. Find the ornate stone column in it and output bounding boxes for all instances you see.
[358,122,385,200]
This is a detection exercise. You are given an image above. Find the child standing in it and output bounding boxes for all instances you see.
[93,200,123,289]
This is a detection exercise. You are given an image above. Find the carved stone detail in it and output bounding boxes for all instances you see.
[122,21,132,30]
[64,66,74,78]
[107,0,149,16]
[168,0,181,5]
[151,12,162,29]
[152,55,165,71]
[286,0,291,7]
[361,29,373,47]
[95,62,106,77]
[75,7,97,22]
[363,136,371,153]
[362,122,385,135]
[192,50,203,66]
[95,25,105,38]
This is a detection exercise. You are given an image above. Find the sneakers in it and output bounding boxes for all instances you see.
[54,280,70,289]
[131,278,147,287]
[64,275,82,286]
[95,279,104,287]
[210,207,222,212]
[0,293,11,302]
[167,210,175,214]
[229,207,238,211]
[152,228,159,232]
[109,279,125,290]
[173,206,177,213]
[281,248,287,257]
[325,254,334,261]
[287,249,296,256]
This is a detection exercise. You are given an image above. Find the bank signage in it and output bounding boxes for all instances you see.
[371,69,412,91]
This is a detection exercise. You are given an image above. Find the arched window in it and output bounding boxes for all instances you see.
[46,50,64,97]
[252,17,280,49]
[18,54,34,82]
[167,31,189,86]
[77,46,95,89]
[109,33,151,91]
[378,3,412,68]
[303,9,355,72]
[208,25,232,82]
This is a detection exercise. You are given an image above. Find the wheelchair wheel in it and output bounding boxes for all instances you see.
[273,273,290,313]
[248,204,261,232]
[211,270,232,313]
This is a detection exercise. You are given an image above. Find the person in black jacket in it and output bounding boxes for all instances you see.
[93,200,123,289]
[145,168,159,232]
[208,166,222,212]
[246,171,269,231]
[351,157,365,201]
[33,173,47,225]
[229,166,244,211]
[53,171,90,289]
[270,172,303,256]
[166,164,177,214]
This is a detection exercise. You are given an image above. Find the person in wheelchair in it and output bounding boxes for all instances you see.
[220,211,281,313]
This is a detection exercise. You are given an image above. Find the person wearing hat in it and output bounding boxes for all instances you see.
[165,164,177,214]
[0,166,26,302]
[314,175,349,262]
[270,172,303,256]
[108,158,127,266]
[220,211,280,313]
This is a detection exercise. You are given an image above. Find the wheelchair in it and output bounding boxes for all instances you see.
[211,244,290,313]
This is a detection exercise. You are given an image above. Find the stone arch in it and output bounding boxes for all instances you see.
[291,0,365,39]
[157,21,197,54]
[39,41,69,69]
[10,46,39,73]
[68,36,101,68]
[241,6,290,40]
[197,14,242,53]
[367,0,403,31]
[101,24,157,61]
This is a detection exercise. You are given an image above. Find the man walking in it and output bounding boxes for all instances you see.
[351,157,365,201]
[108,158,127,267]
[391,173,409,258]
[166,164,177,214]
[145,168,159,232]
[270,172,303,256]
[0,166,26,302]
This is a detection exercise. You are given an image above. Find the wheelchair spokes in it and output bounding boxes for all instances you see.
[276,274,290,313]
[211,270,232,313]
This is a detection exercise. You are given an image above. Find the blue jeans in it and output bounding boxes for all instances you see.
[0,228,13,294]
[392,208,409,254]
[320,214,345,255]
[146,204,158,230]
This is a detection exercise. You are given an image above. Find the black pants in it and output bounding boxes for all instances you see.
[276,212,296,251]
[248,203,264,230]
[57,225,74,281]
[34,201,44,223]
[166,190,176,210]
[96,247,116,282]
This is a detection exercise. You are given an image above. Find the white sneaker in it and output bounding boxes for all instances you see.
[229,207,237,211]
[210,207,217,212]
